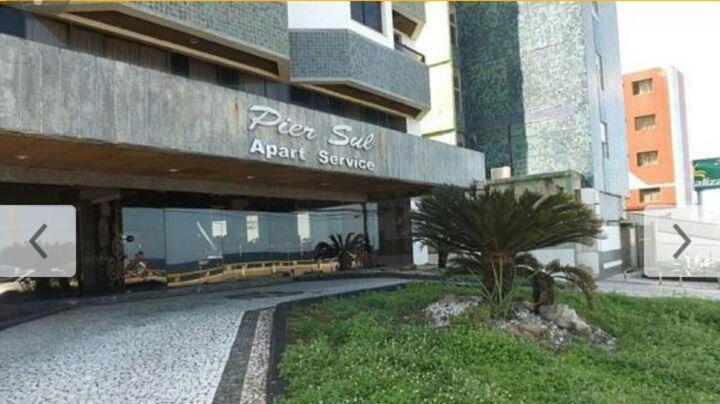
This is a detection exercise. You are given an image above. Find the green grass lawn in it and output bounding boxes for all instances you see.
[277,283,720,403]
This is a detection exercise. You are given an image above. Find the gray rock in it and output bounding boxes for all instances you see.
[539,304,592,336]
[424,294,482,329]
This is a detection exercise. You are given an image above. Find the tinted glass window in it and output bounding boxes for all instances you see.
[290,87,313,108]
[170,53,189,77]
[350,2,382,32]
[329,98,345,116]
[350,2,364,24]
[0,6,26,38]
[245,74,266,97]
[218,67,240,90]
[313,93,331,113]
[344,103,364,122]
[363,2,382,32]
[266,81,290,102]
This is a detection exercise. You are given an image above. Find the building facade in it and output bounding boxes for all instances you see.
[0,2,484,293]
[623,67,692,211]
[452,2,628,275]
[415,2,464,147]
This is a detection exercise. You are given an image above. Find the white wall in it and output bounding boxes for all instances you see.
[666,67,693,206]
[413,2,459,144]
[288,1,394,48]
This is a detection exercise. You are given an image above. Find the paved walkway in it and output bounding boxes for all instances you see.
[597,271,720,301]
[0,278,408,404]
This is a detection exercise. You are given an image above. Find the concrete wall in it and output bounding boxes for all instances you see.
[289,29,431,111]
[0,32,483,189]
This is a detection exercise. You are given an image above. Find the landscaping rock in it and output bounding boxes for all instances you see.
[424,294,481,329]
[424,297,617,351]
[499,303,567,351]
[502,303,616,351]
[538,304,592,336]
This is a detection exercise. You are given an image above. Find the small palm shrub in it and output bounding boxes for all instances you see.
[412,183,602,318]
[315,233,366,271]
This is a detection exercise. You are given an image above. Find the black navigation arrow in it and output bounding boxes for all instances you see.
[29,224,48,259]
[673,224,692,259]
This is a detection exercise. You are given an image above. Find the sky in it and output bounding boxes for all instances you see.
[617,2,720,161]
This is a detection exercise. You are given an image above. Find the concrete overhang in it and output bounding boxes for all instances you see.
[289,29,430,117]
[23,2,291,79]
[0,32,484,202]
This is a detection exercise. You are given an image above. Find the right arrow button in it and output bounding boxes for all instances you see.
[673,224,692,259]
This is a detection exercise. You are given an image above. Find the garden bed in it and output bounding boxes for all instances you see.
[276,283,720,403]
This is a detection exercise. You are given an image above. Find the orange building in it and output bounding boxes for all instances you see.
[623,67,692,211]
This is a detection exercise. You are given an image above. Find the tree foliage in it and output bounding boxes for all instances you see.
[412,183,602,316]
[315,233,366,271]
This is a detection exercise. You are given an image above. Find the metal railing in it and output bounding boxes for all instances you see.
[394,42,425,63]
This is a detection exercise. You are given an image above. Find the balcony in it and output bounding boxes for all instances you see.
[56,2,289,76]
[394,41,425,63]
[289,29,430,116]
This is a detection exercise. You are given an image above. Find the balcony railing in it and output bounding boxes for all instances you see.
[394,42,425,64]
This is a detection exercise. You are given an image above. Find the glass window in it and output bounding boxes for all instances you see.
[637,151,659,167]
[170,53,189,77]
[640,188,661,203]
[290,87,313,108]
[122,208,167,271]
[26,15,68,48]
[0,6,26,38]
[244,74,266,97]
[600,121,609,158]
[591,2,600,19]
[218,67,240,90]
[634,114,656,131]
[266,81,290,102]
[313,93,332,113]
[388,115,407,132]
[344,103,364,122]
[632,79,653,95]
[329,97,345,116]
[351,2,383,32]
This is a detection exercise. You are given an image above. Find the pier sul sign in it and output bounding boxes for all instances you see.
[246,105,377,172]
[694,158,720,190]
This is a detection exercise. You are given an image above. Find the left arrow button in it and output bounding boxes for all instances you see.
[29,224,48,259]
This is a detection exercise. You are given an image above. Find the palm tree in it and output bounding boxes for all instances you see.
[412,183,602,317]
[315,233,366,271]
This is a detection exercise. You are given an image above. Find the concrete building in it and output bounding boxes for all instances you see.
[415,2,464,147]
[623,67,692,211]
[0,2,484,293]
[451,2,628,275]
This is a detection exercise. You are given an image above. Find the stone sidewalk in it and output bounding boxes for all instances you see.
[597,271,720,301]
[0,278,409,404]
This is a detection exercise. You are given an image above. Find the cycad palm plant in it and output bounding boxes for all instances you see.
[315,233,366,271]
[412,183,602,317]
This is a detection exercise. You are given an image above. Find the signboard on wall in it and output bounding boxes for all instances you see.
[693,158,720,190]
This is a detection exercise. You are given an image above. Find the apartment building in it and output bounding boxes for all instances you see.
[415,2,464,147]
[0,2,484,292]
[623,67,692,211]
[449,2,628,275]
